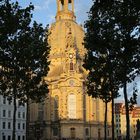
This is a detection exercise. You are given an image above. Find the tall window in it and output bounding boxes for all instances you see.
[23,123,25,130]
[18,112,21,118]
[53,127,58,136]
[3,122,6,129]
[18,123,20,129]
[8,100,11,105]
[18,136,20,140]
[22,136,25,140]
[8,136,11,140]
[3,110,6,117]
[70,62,74,70]
[70,128,76,139]
[3,97,6,104]
[22,112,25,119]
[8,110,11,118]
[68,94,76,119]
[85,128,89,136]
[98,128,101,139]
[54,96,59,120]
[2,135,6,140]
[8,122,11,129]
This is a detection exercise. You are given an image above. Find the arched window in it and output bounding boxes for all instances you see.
[68,94,76,119]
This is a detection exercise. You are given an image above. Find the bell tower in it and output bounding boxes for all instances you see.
[56,0,76,21]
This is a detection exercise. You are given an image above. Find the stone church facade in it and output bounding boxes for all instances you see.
[29,0,112,140]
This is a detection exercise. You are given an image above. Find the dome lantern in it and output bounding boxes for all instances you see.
[56,0,76,21]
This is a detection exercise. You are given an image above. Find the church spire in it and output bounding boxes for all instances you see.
[56,0,76,21]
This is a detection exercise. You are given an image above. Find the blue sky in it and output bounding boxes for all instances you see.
[13,0,140,104]
[16,0,93,26]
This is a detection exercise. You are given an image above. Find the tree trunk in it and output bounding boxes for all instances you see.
[124,81,130,140]
[104,101,108,140]
[26,99,29,140]
[112,92,115,140]
[12,92,17,140]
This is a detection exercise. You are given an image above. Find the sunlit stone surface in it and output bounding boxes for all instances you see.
[29,0,112,139]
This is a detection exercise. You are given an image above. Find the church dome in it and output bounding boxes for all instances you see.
[48,0,85,60]
[47,0,86,79]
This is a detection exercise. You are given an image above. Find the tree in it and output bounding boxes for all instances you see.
[112,1,140,139]
[84,0,140,140]
[18,22,50,140]
[0,1,50,140]
[84,1,120,140]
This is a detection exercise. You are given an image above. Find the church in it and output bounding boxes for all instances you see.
[29,0,112,140]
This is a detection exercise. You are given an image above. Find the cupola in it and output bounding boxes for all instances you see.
[56,0,76,21]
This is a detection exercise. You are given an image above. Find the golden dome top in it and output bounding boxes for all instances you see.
[56,0,76,21]
[48,20,85,59]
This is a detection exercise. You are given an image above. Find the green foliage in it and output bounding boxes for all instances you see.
[0,0,50,103]
[0,1,50,140]
[84,0,140,139]
[129,83,138,111]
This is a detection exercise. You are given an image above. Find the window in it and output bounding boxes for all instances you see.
[68,94,76,119]
[22,112,25,119]
[85,128,89,136]
[8,122,11,129]
[3,97,6,104]
[22,136,25,140]
[18,112,21,118]
[53,128,58,136]
[18,100,21,106]
[18,123,20,129]
[3,110,6,117]
[8,135,11,140]
[70,128,76,139]
[8,100,12,105]
[8,110,11,118]
[98,128,101,139]
[23,123,25,130]
[70,62,74,70]
[18,136,20,140]
[3,122,6,129]
[54,96,59,120]
[2,135,6,140]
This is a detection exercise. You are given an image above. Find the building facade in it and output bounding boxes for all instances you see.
[0,95,26,140]
[115,103,140,140]
[29,0,112,140]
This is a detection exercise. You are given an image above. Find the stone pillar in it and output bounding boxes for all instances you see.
[72,0,74,12]
[64,0,68,11]
[57,0,60,12]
